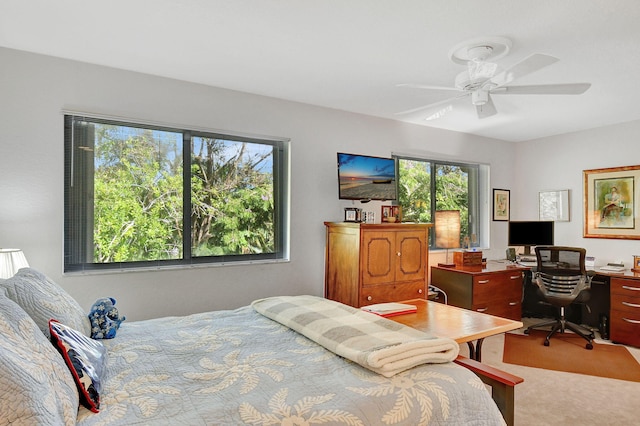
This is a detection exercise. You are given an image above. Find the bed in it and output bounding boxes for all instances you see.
[1,268,510,425]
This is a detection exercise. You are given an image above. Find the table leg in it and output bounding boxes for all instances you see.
[466,341,476,360]
[466,338,485,362]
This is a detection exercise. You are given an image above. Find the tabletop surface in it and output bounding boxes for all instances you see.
[390,299,524,343]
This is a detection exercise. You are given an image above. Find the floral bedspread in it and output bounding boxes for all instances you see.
[77,305,505,425]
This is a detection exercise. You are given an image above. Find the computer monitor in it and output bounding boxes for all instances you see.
[508,221,554,256]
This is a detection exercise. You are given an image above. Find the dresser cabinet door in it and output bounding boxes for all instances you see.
[395,230,427,283]
[361,231,395,285]
[361,229,426,286]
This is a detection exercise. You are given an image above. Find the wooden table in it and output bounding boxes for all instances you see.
[390,298,524,426]
[390,298,523,362]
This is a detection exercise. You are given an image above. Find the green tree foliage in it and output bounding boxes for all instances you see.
[93,126,183,262]
[398,160,469,243]
[92,125,275,263]
[191,138,274,256]
[398,160,431,223]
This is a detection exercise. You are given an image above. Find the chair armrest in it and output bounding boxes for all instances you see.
[454,355,523,426]
[454,355,523,386]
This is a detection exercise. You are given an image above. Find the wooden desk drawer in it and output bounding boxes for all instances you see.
[473,274,522,304]
[611,278,640,296]
[611,293,640,315]
[610,313,640,347]
[360,281,425,306]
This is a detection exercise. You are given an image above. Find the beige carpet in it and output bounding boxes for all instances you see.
[467,318,640,425]
[503,329,640,382]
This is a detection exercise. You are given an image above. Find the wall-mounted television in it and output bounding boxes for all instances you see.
[337,153,397,201]
[508,220,554,256]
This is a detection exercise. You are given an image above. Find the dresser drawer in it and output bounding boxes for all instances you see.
[360,281,425,306]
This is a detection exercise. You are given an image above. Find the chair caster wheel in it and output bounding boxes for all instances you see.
[586,343,593,350]
[544,340,550,346]
[524,329,530,335]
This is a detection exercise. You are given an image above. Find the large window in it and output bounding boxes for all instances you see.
[395,156,481,249]
[64,115,289,272]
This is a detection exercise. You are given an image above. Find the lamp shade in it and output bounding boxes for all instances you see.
[0,248,30,279]
[435,210,461,249]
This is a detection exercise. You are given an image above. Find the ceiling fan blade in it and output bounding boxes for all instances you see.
[395,93,469,116]
[487,53,559,88]
[476,94,497,119]
[492,83,591,95]
[396,83,461,92]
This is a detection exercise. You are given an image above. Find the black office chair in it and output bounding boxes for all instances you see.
[524,246,595,349]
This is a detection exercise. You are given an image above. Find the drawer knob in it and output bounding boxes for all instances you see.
[397,252,401,257]
[622,285,640,291]
[622,317,640,324]
[476,308,488,312]
[510,275,521,280]
[367,295,372,301]
[478,279,490,284]
[622,301,640,308]
[417,288,423,294]
[509,302,518,306]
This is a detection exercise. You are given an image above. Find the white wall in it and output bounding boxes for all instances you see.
[513,120,640,265]
[0,47,517,320]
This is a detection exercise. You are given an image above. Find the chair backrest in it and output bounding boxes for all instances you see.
[534,246,590,305]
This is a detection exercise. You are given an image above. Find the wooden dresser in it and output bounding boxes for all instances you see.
[430,263,526,321]
[324,222,431,307]
[609,276,640,347]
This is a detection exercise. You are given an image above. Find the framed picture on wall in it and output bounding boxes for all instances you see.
[584,165,640,239]
[539,189,570,221]
[493,189,510,221]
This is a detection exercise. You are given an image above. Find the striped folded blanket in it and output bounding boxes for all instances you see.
[251,295,459,377]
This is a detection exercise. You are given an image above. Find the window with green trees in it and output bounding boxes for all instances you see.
[395,156,480,248]
[64,115,288,272]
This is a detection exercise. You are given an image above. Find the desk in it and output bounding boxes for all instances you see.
[523,268,640,348]
[390,298,523,362]
[431,262,527,320]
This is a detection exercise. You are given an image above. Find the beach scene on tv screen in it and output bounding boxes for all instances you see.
[338,154,396,200]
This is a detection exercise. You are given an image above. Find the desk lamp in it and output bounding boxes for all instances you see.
[435,210,460,268]
[0,248,30,278]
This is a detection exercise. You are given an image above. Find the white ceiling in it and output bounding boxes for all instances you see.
[2,0,640,142]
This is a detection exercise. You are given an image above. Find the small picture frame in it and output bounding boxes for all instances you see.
[381,205,402,222]
[493,189,510,221]
[633,255,640,273]
[344,207,361,222]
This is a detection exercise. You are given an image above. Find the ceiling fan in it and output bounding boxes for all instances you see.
[397,37,591,120]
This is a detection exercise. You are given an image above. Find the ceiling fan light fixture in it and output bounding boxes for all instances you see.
[471,90,489,106]
[468,60,497,80]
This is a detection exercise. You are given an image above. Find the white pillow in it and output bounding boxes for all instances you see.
[0,291,79,425]
[0,267,91,337]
